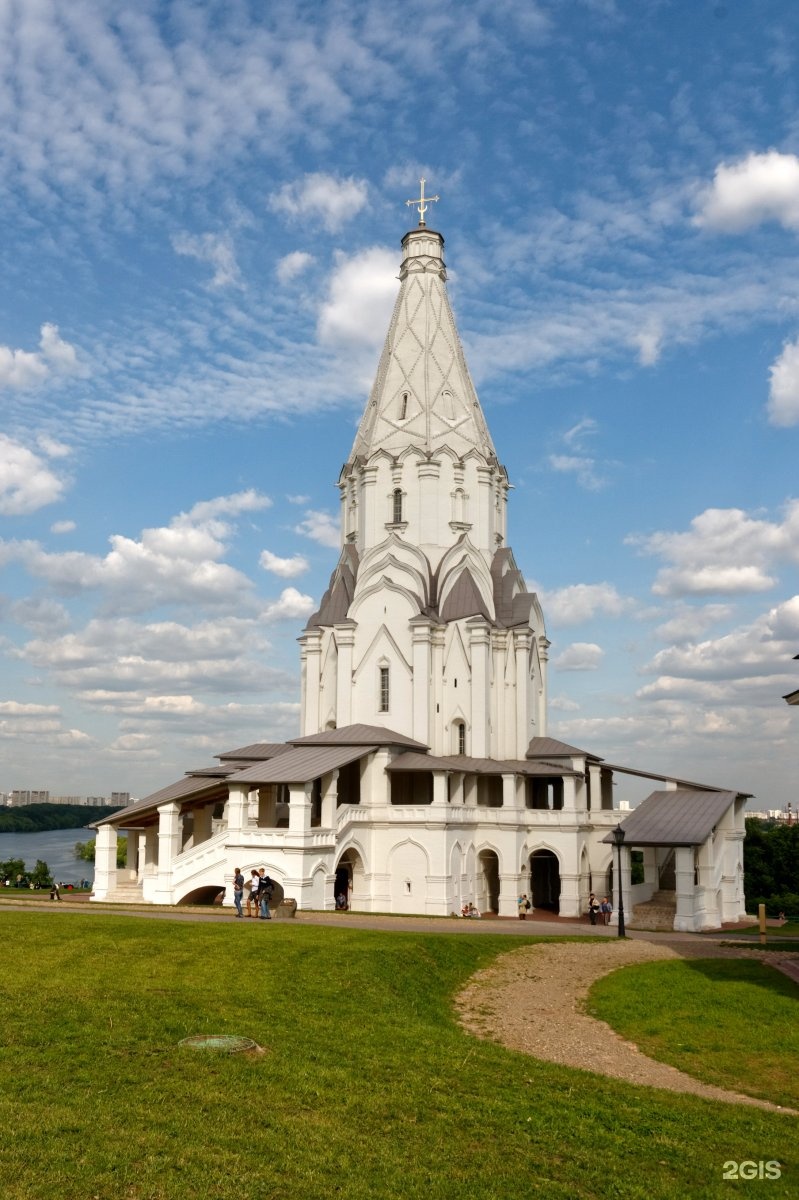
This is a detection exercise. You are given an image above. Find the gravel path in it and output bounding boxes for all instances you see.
[457,938,797,1114]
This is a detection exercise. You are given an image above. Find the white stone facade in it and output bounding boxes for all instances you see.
[92,218,748,931]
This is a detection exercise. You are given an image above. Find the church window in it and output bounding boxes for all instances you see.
[455,721,466,755]
[379,666,390,712]
[392,488,403,524]
[399,393,408,420]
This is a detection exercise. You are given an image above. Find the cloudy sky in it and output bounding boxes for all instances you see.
[1,0,798,807]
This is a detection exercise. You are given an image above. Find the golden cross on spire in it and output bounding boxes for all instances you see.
[405,178,439,227]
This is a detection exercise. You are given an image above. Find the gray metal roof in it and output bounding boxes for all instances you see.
[387,751,581,777]
[290,724,429,750]
[784,689,799,706]
[93,774,227,828]
[526,736,602,762]
[228,743,370,785]
[602,789,740,847]
[600,761,750,795]
[216,742,293,762]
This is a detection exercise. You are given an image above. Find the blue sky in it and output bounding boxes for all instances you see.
[1,0,798,807]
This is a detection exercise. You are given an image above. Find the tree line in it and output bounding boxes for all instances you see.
[744,818,799,915]
[0,804,121,833]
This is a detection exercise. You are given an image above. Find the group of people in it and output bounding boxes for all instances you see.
[232,867,275,919]
[587,893,613,925]
[460,902,481,918]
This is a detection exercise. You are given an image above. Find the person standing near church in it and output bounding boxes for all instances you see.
[247,869,259,918]
[232,867,244,918]
[517,893,530,920]
[588,893,600,925]
[258,869,273,920]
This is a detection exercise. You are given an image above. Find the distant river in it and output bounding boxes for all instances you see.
[0,828,95,885]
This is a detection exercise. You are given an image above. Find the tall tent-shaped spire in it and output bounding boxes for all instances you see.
[349,226,496,463]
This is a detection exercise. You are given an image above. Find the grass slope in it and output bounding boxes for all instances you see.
[588,958,799,1110]
[0,914,794,1200]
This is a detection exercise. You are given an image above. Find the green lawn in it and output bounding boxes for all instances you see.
[0,913,794,1200]
[588,958,799,1109]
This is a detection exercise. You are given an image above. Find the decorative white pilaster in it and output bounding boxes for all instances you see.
[513,630,532,758]
[468,621,490,758]
[258,786,277,828]
[431,626,445,754]
[301,630,322,736]
[410,618,432,746]
[673,846,696,932]
[124,830,138,882]
[501,773,516,809]
[92,824,118,900]
[559,870,582,918]
[335,623,356,727]
[562,776,577,809]
[360,465,379,550]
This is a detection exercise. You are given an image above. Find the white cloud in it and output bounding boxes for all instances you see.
[552,641,604,671]
[37,436,72,459]
[276,251,314,283]
[0,701,60,716]
[294,509,340,549]
[269,173,368,232]
[172,231,242,288]
[262,588,315,621]
[644,594,799,682]
[50,520,76,535]
[534,582,631,626]
[0,435,67,515]
[629,502,799,597]
[654,603,733,644]
[0,323,81,391]
[768,336,799,427]
[632,320,663,367]
[317,246,398,348]
[259,549,309,578]
[548,454,605,492]
[562,418,598,448]
[695,151,799,233]
[2,489,273,608]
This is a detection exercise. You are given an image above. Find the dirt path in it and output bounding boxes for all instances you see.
[457,938,797,1114]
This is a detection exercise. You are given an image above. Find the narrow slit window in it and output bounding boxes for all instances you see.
[399,393,408,420]
[379,666,390,712]
[457,722,466,755]
[392,489,403,524]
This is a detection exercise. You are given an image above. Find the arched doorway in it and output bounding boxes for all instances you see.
[334,848,365,911]
[477,850,500,915]
[530,849,560,913]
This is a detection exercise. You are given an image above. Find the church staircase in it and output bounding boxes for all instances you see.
[629,889,677,931]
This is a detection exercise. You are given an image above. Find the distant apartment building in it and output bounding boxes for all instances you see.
[2,791,130,808]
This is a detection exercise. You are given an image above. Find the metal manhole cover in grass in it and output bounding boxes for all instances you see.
[179,1034,260,1054]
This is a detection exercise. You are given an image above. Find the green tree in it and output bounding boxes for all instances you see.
[74,838,127,868]
[0,858,26,885]
[30,859,53,888]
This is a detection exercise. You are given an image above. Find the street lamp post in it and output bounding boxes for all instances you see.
[612,823,626,939]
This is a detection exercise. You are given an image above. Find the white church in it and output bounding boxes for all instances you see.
[93,193,749,932]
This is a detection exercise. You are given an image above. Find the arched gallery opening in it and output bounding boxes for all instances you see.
[477,849,500,915]
[529,849,561,913]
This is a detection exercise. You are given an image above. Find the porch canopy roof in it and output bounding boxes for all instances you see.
[387,751,582,777]
[228,743,370,785]
[602,789,739,848]
[92,774,228,830]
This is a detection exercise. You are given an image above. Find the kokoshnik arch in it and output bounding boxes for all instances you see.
[93,193,749,932]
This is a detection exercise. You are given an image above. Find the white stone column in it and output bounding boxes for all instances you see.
[498,875,518,918]
[288,781,313,832]
[124,830,138,881]
[153,802,181,905]
[673,846,695,932]
[450,772,465,805]
[432,772,448,807]
[562,775,577,810]
[559,871,582,918]
[491,631,507,757]
[258,786,277,828]
[136,831,146,882]
[360,749,390,808]
[321,770,339,828]
[226,784,249,836]
[335,623,356,727]
[360,465,379,550]
[463,774,478,807]
[417,459,441,547]
[587,763,602,812]
[194,805,213,844]
[475,464,493,550]
[92,824,118,900]
[501,773,516,809]
[410,618,433,747]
